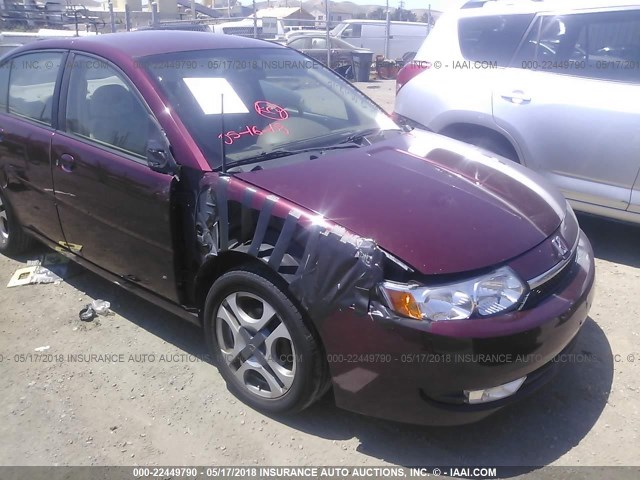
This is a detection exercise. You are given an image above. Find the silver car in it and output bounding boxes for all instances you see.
[394,0,640,224]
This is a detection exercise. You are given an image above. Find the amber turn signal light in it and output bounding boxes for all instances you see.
[380,286,422,320]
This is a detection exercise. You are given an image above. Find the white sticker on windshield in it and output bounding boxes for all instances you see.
[183,77,249,115]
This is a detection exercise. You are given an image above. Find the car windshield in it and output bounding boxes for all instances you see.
[142,48,398,169]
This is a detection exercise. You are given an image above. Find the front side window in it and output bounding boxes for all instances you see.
[8,52,63,125]
[458,14,535,66]
[65,55,157,158]
[142,48,397,169]
[514,10,640,82]
[310,37,327,49]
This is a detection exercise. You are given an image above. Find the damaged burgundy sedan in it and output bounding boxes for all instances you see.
[0,32,594,425]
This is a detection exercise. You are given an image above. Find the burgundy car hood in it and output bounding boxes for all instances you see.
[236,131,567,275]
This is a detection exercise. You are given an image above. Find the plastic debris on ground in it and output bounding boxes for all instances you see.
[91,299,111,315]
[79,299,112,322]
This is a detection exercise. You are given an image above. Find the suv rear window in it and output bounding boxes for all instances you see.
[459,14,535,66]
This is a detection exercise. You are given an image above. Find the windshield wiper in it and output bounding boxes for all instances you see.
[339,127,402,145]
[225,144,360,169]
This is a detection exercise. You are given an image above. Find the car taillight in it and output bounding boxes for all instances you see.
[396,60,430,93]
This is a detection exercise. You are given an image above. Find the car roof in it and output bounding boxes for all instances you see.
[458,0,640,16]
[13,30,279,59]
[337,19,429,26]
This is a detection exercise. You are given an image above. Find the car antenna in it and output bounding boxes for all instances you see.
[220,93,227,174]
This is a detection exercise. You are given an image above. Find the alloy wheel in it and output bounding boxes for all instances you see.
[0,195,9,240]
[215,291,296,399]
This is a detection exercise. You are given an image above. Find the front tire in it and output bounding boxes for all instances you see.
[0,189,34,255]
[204,266,327,414]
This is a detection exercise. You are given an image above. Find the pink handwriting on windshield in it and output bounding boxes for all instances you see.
[218,122,290,145]
[254,101,289,120]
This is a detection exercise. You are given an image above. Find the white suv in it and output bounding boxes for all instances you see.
[394,0,640,224]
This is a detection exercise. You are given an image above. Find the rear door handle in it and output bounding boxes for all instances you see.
[56,153,76,173]
[501,90,531,104]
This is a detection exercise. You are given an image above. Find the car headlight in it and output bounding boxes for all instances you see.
[379,267,526,321]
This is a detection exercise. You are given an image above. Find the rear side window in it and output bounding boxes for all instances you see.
[8,52,63,125]
[459,14,535,66]
[515,10,640,83]
[288,37,311,49]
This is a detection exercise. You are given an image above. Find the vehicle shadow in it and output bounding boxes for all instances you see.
[36,246,612,473]
[578,213,640,268]
[270,317,612,472]
[57,256,209,359]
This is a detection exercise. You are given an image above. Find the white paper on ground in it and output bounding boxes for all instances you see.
[7,265,63,287]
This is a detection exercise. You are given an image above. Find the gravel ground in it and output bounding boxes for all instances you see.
[0,80,638,471]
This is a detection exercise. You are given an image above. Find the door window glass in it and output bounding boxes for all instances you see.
[514,10,640,82]
[311,37,327,49]
[8,52,63,125]
[65,55,156,157]
[343,24,360,38]
[0,62,9,112]
[458,14,535,66]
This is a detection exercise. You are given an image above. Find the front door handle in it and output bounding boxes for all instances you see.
[56,153,76,173]
[501,90,532,104]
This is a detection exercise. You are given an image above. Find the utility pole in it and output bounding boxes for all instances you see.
[325,0,330,67]
[384,0,390,59]
[124,4,131,31]
[108,0,116,33]
[253,0,258,38]
[191,0,196,20]
[151,2,158,26]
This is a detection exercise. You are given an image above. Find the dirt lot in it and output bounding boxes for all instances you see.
[0,80,639,471]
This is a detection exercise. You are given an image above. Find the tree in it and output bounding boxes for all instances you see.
[392,8,417,22]
[420,12,435,25]
[368,7,385,20]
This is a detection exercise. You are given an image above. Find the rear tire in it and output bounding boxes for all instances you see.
[0,189,34,255]
[204,265,328,414]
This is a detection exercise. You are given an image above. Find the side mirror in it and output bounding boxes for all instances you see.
[146,138,178,176]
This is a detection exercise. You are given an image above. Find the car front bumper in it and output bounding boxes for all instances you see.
[319,231,595,426]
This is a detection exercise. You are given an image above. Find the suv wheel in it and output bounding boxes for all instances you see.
[0,190,34,255]
[204,266,328,413]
